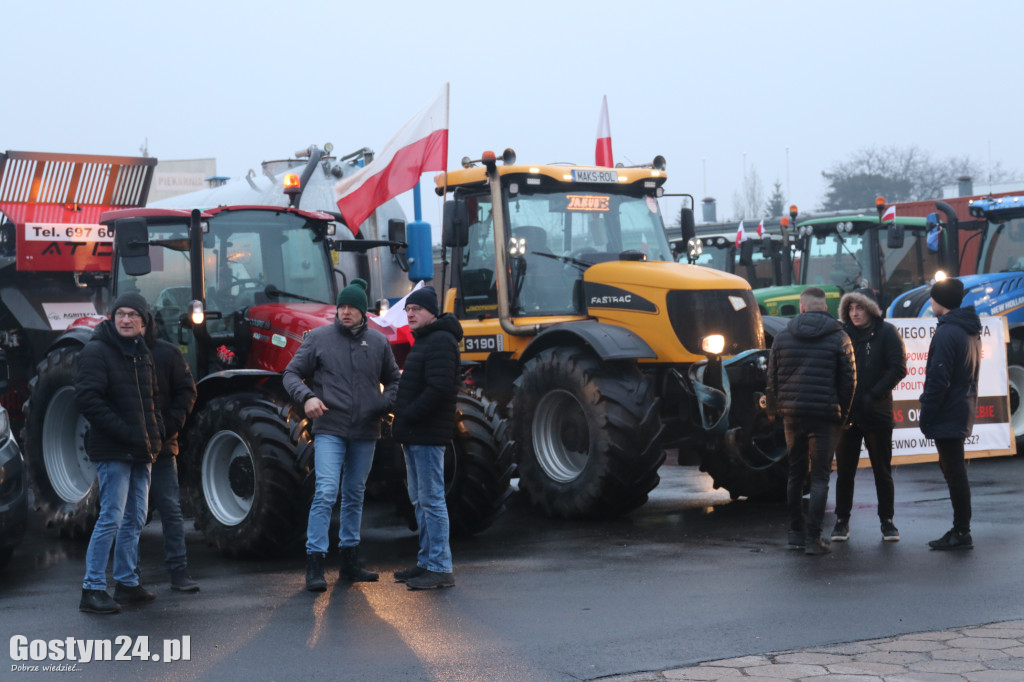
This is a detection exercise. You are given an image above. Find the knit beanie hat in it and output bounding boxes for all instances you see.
[405,286,439,317]
[336,278,368,315]
[110,292,151,319]
[930,277,965,310]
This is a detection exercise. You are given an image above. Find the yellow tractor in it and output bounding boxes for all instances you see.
[436,149,784,518]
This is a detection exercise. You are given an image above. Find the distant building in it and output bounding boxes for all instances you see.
[148,158,218,203]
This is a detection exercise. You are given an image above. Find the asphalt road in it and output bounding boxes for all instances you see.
[3,456,1023,681]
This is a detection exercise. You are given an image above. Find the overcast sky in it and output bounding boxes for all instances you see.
[6,0,1022,228]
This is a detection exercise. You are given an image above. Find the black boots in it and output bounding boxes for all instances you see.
[306,552,327,592]
[79,589,120,614]
[339,546,379,582]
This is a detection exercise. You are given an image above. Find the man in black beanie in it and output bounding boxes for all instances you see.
[920,277,981,550]
[392,286,463,589]
[76,292,164,613]
[284,278,400,591]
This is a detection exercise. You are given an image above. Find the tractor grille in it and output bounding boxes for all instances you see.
[666,289,764,356]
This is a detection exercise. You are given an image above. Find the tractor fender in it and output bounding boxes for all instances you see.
[760,315,789,347]
[194,369,285,411]
[519,320,657,364]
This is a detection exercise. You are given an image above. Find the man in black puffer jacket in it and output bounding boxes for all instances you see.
[832,289,907,544]
[768,286,856,555]
[920,277,981,551]
[76,293,163,614]
[391,286,463,590]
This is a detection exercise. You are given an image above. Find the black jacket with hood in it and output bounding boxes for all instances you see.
[75,319,163,463]
[768,310,856,423]
[392,314,464,446]
[839,290,907,430]
[144,315,197,458]
[919,305,982,439]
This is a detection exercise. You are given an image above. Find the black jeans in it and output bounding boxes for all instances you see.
[834,424,895,522]
[785,417,842,539]
[935,437,972,531]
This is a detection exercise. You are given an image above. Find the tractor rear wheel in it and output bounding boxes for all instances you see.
[1007,338,1024,452]
[445,388,514,534]
[23,346,97,540]
[183,391,311,557]
[513,347,664,519]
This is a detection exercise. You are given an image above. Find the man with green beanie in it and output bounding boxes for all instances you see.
[284,278,401,591]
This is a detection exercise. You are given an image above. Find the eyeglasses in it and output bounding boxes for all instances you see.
[114,311,143,320]
[405,305,424,313]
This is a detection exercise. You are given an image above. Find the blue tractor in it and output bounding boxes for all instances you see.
[889,195,1024,449]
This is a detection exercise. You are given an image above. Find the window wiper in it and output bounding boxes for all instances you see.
[264,284,329,305]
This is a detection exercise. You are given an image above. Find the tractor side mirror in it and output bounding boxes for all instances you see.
[679,207,696,245]
[442,200,469,247]
[886,223,905,249]
[388,219,407,254]
[738,239,754,267]
[114,217,152,276]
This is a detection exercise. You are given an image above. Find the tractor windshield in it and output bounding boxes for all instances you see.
[979,217,1024,272]
[457,187,671,316]
[115,209,334,342]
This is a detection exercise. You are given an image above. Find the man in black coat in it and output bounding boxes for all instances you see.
[144,315,199,591]
[920,277,981,550]
[832,289,907,543]
[391,286,463,589]
[768,287,856,555]
[76,293,163,614]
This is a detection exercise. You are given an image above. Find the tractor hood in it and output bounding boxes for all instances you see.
[753,284,842,318]
[888,273,1019,319]
[243,303,412,372]
[583,260,751,291]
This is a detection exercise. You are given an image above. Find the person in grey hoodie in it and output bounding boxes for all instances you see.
[919,277,981,550]
[768,286,856,555]
[283,278,400,591]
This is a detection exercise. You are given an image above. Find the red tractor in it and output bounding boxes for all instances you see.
[23,168,512,556]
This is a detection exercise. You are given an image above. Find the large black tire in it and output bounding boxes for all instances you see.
[513,347,664,519]
[22,346,98,540]
[182,391,311,558]
[1007,338,1024,452]
[446,388,515,535]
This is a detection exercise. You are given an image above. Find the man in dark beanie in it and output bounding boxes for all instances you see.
[920,277,981,550]
[392,285,463,589]
[76,292,164,613]
[284,278,400,591]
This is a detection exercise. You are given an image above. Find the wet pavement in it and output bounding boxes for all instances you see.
[3,456,1023,680]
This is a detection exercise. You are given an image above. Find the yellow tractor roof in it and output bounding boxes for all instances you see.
[434,162,667,195]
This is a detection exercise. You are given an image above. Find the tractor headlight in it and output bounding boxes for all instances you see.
[190,300,205,325]
[701,334,725,356]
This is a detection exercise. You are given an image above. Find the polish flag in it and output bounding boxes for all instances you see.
[595,95,614,168]
[735,220,746,248]
[882,205,896,222]
[335,84,449,232]
[757,219,764,237]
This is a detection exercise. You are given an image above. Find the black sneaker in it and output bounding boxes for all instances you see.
[393,565,428,583]
[805,537,831,556]
[831,520,850,542]
[929,528,973,550]
[79,589,121,614]
[881,519,900,542]
[113,582,156,603]
[406,570,455,590]
[305,553,327,592]
[170,567,200,593]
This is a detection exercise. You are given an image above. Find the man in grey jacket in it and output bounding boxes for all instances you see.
[283,278,400,591]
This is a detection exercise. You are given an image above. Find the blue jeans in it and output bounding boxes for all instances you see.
[306,434,376,555]
[149,456,188,573]
[784,417,841,540]
[403,444,452,573]
[83,460,152,590]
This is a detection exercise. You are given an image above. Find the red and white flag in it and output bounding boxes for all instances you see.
[735,220,747,248]
[335,84,449,232]
[757,219,764,237]
[882,205,896,222]
[595,95,614,168]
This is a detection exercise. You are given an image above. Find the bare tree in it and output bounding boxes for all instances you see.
[731,167,765,220]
